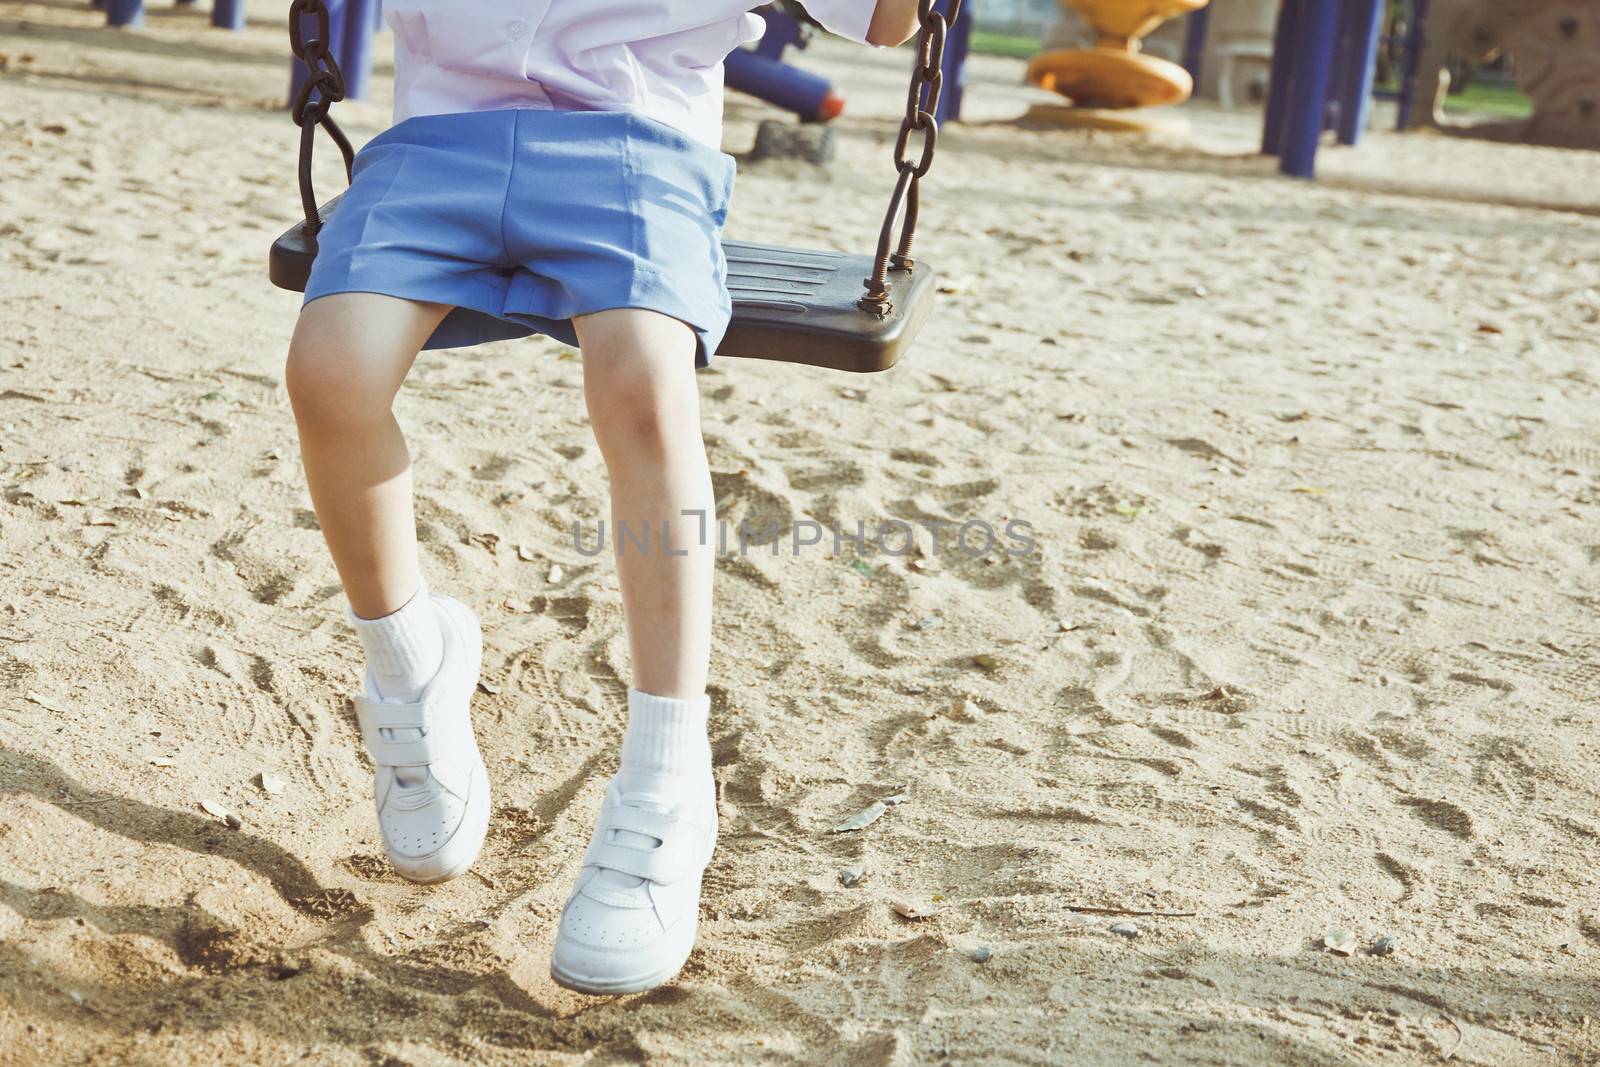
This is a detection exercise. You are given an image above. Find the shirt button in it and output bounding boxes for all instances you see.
[506,19,526,40]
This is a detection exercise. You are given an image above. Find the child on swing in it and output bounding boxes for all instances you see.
[285,1,922,995]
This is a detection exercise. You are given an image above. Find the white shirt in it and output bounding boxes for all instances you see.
[383,1,876,149]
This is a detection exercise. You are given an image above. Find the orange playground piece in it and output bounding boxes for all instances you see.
[1028,0,1210,114]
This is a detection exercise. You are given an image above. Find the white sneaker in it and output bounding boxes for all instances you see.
[353,595,490,884]
[549,775,716,994]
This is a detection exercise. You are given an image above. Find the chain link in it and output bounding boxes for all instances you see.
[288,0,355,234]
[860,0,962,316]
[288,0,328,58]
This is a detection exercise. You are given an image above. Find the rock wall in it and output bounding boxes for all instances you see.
[1412,0,1599,150]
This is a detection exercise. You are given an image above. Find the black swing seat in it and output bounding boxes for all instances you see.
[268,195,935,373]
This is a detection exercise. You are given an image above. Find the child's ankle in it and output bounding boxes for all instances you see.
[617,688,712,790]
[348,581,444,702]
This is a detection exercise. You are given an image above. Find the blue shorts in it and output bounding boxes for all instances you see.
[303,108,736,366]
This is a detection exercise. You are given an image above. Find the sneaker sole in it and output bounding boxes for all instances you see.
[548,944,692,996]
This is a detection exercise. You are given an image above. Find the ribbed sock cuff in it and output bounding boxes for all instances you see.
[619,688,711,779]
[348,581,444,702]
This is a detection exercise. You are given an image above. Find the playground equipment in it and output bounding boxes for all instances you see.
[1156,0,1280,107]
[725,6,846,123]
[273,0,970,374]
[1258,0,1386,177]
[99,0,245,31]
[1401,0,1600,149]
[1254,0,1596,177]
[95,0,384,103]
[1400,0,1503,128]
[1025,0,1211,123]
[925,0,974,124]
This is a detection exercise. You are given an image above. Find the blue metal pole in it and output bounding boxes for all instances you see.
[1396,0,1430,128]
[1280,0,1340,177]
[105,0,143,28]
[340,0,381,100]
[1262,0,1302,157]
[1325,0,1358,132]
[211,0,245,31]
[936,0,973,124]
[1182,6,1212,85]
[1336,0,1384,144]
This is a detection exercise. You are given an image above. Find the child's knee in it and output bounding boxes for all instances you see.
[579,316,700,451]
[587,373,695,458]
[284,336,393,428]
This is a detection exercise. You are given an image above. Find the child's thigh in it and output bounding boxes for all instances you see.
[287,294,454,413]
[573,309,700,425]
[572,308,697,370]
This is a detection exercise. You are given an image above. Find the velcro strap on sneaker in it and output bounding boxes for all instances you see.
[599,806,682,844]
[581,837,695,885]
[354,696,435,767]
[581,804,708,885]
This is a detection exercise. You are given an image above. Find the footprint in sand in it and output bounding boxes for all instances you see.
[1398,796,1476,840]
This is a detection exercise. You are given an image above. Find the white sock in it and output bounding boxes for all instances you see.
[600,688,712,889]
[617,688,712,793]
[349,581,443,703]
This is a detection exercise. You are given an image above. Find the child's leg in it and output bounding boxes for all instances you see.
[285,293,452,621]
[285,293,491,884]
[551,308,717,995]
[573,308,714,699]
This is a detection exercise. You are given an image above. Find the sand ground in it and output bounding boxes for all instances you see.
[2,2,1600,1064]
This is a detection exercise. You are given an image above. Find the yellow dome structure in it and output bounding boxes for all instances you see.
[1027,0,1211,124]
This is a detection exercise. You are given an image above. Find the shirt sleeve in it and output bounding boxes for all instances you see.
[798,1,879,45]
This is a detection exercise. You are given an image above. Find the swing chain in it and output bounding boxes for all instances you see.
[860,0,961,317]
[288,0,355,235]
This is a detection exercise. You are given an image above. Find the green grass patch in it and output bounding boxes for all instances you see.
[970,31,1042,59]
[1444,79,1535,118]
[1376,77,1534,119]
